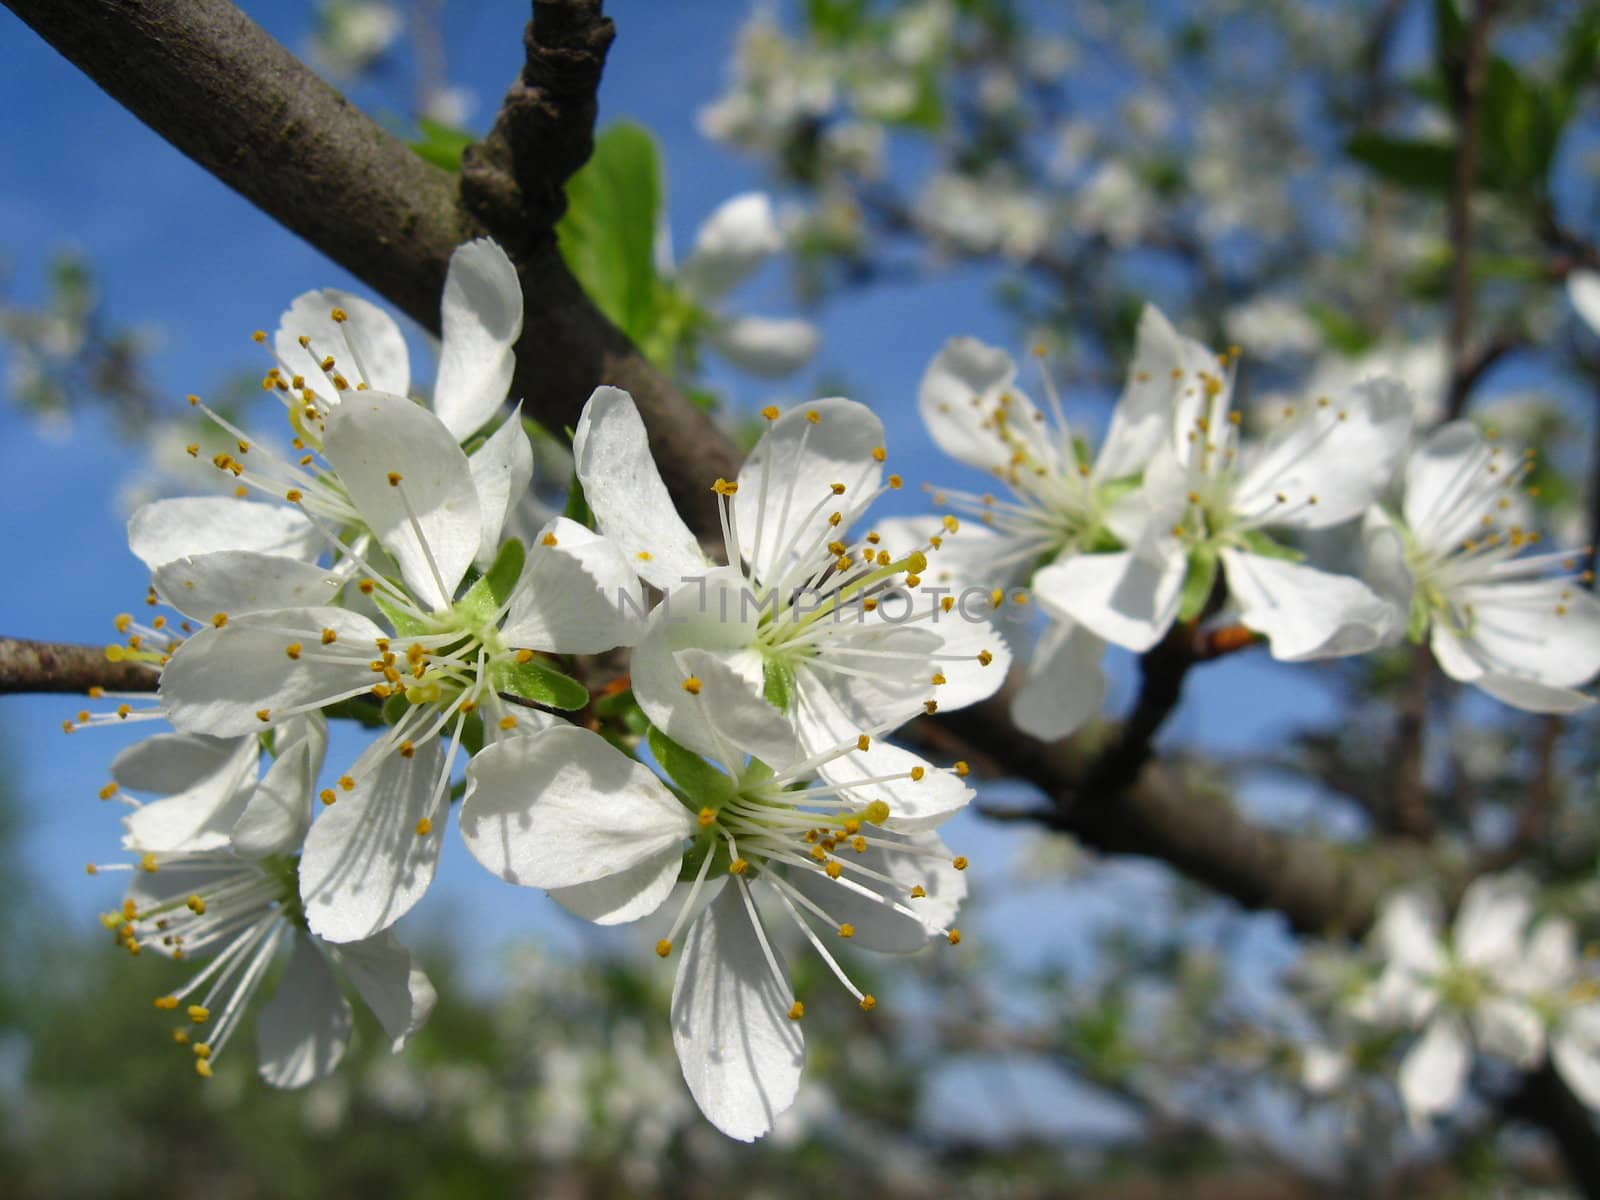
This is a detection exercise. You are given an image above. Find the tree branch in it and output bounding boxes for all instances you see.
[0,638,156,695]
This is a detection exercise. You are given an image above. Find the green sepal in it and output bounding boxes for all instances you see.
[373,592,430,637]
[458,712,486,759]
[1177,549,1219,622]
[456,538,525,626]
[1407,592,1432,645]
[762,660,795,712]
[647,726,735,807]
[381,692,411,726]
[491,655,589,711]
[1237,529,1305,563]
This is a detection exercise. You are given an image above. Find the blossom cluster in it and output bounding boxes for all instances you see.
[70,232,1600,1142]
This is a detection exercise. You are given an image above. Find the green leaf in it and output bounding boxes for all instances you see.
[491,656,589,710]
[762,660,795,712]
[1238,529,1305,563]
[1479,56,1550,195]
[455,538,525,626]
[556,123,665,347]
[373,592,430,637]
[562,470,593,529]
[1346,134,1455,193]
[1177,549,1218,622]
[647,726,735,806]
[1304,302,1375,356]
[411,117,475,172]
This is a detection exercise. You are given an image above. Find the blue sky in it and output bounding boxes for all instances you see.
[0,0,1343,990]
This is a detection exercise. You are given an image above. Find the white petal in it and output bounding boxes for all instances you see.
[112,731,247,796]
[1569,270,1600,338]
[1033,547,1184,653]
[572,385,710,590]
[257,934,353,1089]
[322,390,482,610]
[1554,1014,1600,1109]
[1398,1016,1471,1126]
[1403,422,1500,550]
[128,497,318,572]
[434,238,523,440]
[918,337,1057,475]
[1525,917,1580,992]
[677,647,804,770]
[671,882,804,1141]
[232,714,327,858]
[792,620,945,731]
[548,848,686,926]
[1360,506,1414,615]
[916,607,1011,713]
[1473,996,1544,1067]
[300,737,449,943]
[1453,873,1533,969]
[1234,377,1413,529]
[1011,620,1107,741]
[786,830,965,951]
[1451,579,1600,688]
[458,724,691,893]
[1219,550,1398,661]
[627,569,766,761]
[153,551,342,621]
[1474,673,1596,713]
[274,288,409,408]
[467,406,535,564]
[1096,304,1205,480]
[706,314,820,377]
[1374,890,1446,975]
[736,398,885,584]
[326,930,437,1051]
[678,192,783,301]
[119,734,258,853]
[499,517,645,653]
[159,606,385,737]
[790,677,969,831]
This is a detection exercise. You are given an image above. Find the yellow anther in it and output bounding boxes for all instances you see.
[888,474,903,489]
[947,929,962,945]
[825,861,843,879]
[910,766,925,781]
[788,1001,805,1020]
[954,761,970,777]
[285,488,303,503]
[541,531,559,546]
[97,782,117,800]
[857,734,871,751]
[255,708,271,723]
[415,817,433,837]
[186,894,206,914]
[154,995,179,1010]
[977,649,994,666]
[656,939,673,958]
[387,472,403,487]
[805,410,820,424]
[839,923,856,939]
[729,857,750,875]
[952,856,968,870]
[930,672,946,686]
[863,800,891,825]
[114,613,133,634]
[284,642,302,660]
[319,789,337,805]
[851,836,867,853]
[697,807,717,827]
[321,628,337,644]
[87,686,104,699]
[828,512,843,527]
[859,994,877,1011]
[399,740,416,759]
[194,1059,214,1079]
[940,596,955,613]
[211,612,229,629]
[187,1005,210,1024]
[682,676,703,695]
[329,306,348,323]
[637,550,653,561]
[871,446,887,462]
[711,478,739,496]
[499,715,518,730]
[830,482,846,495]
[762,405,781,420]
[924,700,939,715]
